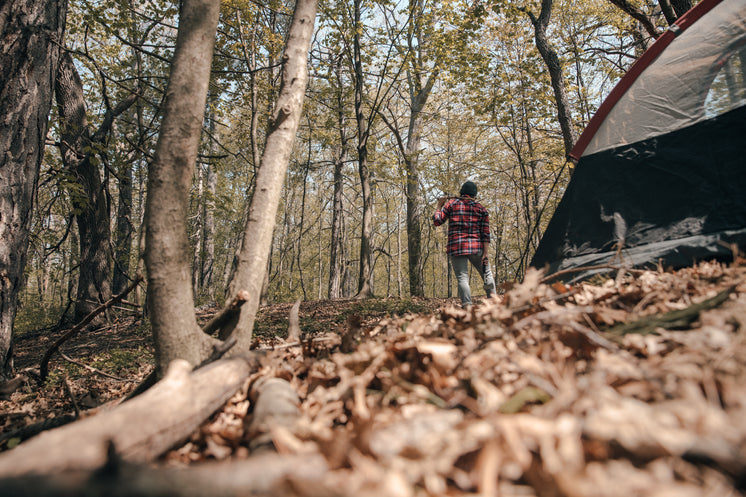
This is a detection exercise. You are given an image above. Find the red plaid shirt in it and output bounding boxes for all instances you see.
[433,197,491,256]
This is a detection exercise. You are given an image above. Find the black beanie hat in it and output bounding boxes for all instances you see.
[460,181,477,197]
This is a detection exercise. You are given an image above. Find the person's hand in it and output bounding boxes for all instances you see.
[437,197,447,209]
[481,255,488,265]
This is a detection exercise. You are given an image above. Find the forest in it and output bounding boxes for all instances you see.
[3,0,746,495]
[1,0,681,372]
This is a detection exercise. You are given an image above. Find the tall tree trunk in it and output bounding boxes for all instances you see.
[223,0,318,351]
[201,162,217,299]
[113,3,144,295]
[526,0,576,160]
[353,0,374,299]
[0,0,67,378]
[113,145,134,295]
[196,96,218,300]
[55,52,114,323]
[404,75,437,298]
[144,0,223,372]
[328,55,348,300]
[401,0,439,298]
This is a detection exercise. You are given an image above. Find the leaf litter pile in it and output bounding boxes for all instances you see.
[165,260,746,496]
[3,260,746,496]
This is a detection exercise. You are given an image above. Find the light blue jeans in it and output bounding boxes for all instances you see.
[450,251,496,306]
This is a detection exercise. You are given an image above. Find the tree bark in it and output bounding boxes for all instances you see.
[353,0,374,299]
[0,453,328,497]
[404,74,437,299]
[113,10,145,295]
[144,0,223,370]
[55,51,117,323]
[0,358,251,476]
[223,0,318,351]
[526,0,576,160]
[200,158,217,298]
[0,0,67,378]
[113,146,135,295]
[328,54,348,300]
[607,0,661,40]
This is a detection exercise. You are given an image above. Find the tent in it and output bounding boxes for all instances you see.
[530,0,746,279]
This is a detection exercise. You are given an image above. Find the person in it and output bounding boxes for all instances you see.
[433,180,496,307]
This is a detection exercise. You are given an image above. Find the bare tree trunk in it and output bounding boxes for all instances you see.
[144,0,223,371]
[296,155,310,300]
[199,102,218,299]
[201,160,217,298]
[0,0,67,378]
[113,7,144,295]
[402,0,439,299]
[404,79,437,298]
[113,146,135,295]
[328,55,348,300]
[223,0,318,352]
[353,0,374,299]
[55,51,121,323]
[525,0,576,160]
[397,206,403,298]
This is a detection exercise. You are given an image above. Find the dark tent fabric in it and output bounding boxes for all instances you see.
[530,0,746,280]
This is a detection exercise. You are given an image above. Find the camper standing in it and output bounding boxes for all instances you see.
[433,181,497,306]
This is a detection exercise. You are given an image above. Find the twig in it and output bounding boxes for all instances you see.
[59,351,128,382]
[63,377,81,418]
[39,275,143,384]
[605,285,737,337]
[540,264,646,283]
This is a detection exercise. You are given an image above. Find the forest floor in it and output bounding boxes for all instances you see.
[2,260,746,496]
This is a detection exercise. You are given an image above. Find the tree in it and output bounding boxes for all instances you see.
[145,0,318,371]
[0,0,68,377]
[221,0,319,351]
[55,50,137,322]
[522,0,576,160]
[350,0,377,298]
[328,53,351,300]
[143,0,225,370]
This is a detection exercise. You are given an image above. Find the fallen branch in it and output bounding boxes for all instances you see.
[201,290,250,339]
[247,377,301,452]
[540,264,646,283]
[59,351,128,382]
[0,357,251,477]
[605,285,736,337]
[39,275,143,384]
[0,452,328,497]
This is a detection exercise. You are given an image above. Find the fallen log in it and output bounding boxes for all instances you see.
[247,377,301,452]
[0,452,329,497]
[0,357,251,477]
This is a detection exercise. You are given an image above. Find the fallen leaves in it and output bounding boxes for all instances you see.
[162,260,746,496]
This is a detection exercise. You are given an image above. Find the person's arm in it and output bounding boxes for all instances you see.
[433,198,450,227]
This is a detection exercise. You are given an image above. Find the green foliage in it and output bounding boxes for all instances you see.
[91,348,150,375]
[13,303,67,337]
